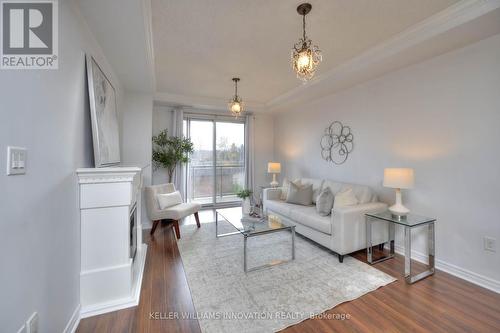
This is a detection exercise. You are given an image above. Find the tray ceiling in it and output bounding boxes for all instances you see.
[152,0,458,105]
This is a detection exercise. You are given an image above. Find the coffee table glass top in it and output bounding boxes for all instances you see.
[216,207,291,236]
[366,210,436,227]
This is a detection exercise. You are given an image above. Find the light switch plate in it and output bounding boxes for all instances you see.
[6,146,27,175]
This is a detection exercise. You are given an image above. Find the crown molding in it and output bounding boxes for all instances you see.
[152,0,500,113]
[141,0,156,92]
[265,0,500,112]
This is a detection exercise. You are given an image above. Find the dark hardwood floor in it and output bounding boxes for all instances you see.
[77,216,500,333]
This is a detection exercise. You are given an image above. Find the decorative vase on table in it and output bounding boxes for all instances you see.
[237,189,253,215]
[242,198,251,215]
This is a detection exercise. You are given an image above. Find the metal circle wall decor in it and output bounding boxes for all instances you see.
[320,121,354,165]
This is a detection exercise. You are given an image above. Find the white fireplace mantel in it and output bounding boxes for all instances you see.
[76,167,147,318]
[77,167,142,184]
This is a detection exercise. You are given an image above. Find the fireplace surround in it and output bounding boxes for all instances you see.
[129,203,137,261]
[76,167,147,318]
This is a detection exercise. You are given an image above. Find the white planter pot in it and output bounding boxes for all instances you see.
[242,198,251,215]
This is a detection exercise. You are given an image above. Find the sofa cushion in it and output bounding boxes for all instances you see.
[353,185,373,204]
[322,180,344,195]
[299,178,324,203]
[288,205,332,235]
[265,199,298,217]
[333,188,359,210]
[323,180,373,204]
[280,178,301,201]
[286,182,313,206]
[316,187,334,216]
[266,200,332,235]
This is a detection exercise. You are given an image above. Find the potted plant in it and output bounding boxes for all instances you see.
[152,129,194,183]
[236,189,253,215]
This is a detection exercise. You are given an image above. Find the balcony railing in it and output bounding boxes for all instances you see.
[188,164,245,205]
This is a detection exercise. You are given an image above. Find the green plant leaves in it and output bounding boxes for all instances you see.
[152,129,194,181]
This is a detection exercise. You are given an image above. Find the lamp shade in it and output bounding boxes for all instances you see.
[383,168,414,189]
[267,162,281,174]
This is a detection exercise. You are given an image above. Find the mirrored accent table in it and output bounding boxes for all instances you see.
[366,211,436,284]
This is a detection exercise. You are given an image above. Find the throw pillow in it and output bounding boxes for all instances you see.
[157,191,183,210]
[316,187,334,216]
[280,178,301,201]
[286,182,313,206]
[333,188,358,211]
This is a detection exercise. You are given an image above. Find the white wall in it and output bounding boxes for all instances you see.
[274,33,500,290]
[0,1,124,332]
[121,92,154,228]
[252,113,275,195]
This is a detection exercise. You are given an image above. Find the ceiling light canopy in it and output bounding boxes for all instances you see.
[228,77,243,117]
[291,3,322,82]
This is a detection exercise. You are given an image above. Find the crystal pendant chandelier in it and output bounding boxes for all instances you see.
[228,77,243,117]
[291,3,322,82]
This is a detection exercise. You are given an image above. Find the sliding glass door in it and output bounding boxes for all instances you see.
[187,119,214,205]
[215,121,245,204]
[186,116,245,207]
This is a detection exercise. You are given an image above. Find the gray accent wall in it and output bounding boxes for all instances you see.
[274,33,500,289]
[0,1,123,332]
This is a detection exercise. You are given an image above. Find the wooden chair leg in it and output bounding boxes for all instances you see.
[150,220,160,235]
[173,220,180,239]
[194,212,201,228]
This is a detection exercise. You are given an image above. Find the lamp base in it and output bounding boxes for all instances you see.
[388,204,410,218]
[270,173,279,188]
[389,188,410,217]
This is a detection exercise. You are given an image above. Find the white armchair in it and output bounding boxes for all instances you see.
[145,183,201,238]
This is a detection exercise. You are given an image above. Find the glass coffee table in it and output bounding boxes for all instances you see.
[216,207,296,272]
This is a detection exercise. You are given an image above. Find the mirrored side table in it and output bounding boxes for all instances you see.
[365,211,436,284]
[256,185,273,211]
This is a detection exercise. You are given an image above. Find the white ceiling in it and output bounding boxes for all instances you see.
[75,0,500,112]
[152,0,459,106]
[77,0,154,93]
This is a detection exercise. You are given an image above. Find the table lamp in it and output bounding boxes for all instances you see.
[383,168,414,217]
[267,162,281,187]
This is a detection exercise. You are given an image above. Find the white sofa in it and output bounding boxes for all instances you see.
[263,178,388,262]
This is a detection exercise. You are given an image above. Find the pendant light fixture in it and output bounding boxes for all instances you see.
[228,77,243,117]
[291,3,322,82]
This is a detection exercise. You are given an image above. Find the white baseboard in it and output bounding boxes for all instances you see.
[63,304,81,333]
[393,244,500,294]
[80,295,139,319]
[80,244,148,318]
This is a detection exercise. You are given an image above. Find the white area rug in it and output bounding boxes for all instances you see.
[177,221,395,333]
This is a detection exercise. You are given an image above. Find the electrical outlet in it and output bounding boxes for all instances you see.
[26,312,38,333]
[484,237,496,253]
